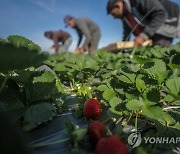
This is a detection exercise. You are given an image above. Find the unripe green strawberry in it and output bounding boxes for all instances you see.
[88,121,106,144]
[95,136,128,154]
[83,99,101,119]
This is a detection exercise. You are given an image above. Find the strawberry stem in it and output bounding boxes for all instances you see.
[126,111,134,126]
[102,117,111,124]
[0,71,11,94]
[135,111,138,131]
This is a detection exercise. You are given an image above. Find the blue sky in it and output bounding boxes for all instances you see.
[0,0,180,53]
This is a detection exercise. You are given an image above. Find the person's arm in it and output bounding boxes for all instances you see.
[76,30,83,48]
[133,0,167,46]
[122,21,132,41]
[136,0,167,38]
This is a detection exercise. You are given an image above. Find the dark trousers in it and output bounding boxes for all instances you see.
[88,29,101,55]
[152,34,173,47]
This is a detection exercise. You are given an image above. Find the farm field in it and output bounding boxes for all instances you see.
[0,35,180,154]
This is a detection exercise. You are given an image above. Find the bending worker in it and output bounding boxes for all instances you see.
[107,0,180,47]
[44,30,72,53]
[64,15,101,54]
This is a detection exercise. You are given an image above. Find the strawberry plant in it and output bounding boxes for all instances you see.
[1,35,180,154]
[0,36,66,131]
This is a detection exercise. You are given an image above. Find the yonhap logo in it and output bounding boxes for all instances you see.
[128,132,142,148]
[127,131,180,149]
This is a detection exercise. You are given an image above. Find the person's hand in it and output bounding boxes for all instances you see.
[73,48,83,54]
[134,36,145,47]
[73,48,79,54]
[79,47,85,53]
[51,44,61,48]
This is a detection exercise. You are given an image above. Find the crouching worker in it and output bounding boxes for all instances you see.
[107,0,180,47]
[64,15,101,55]
[44,30,72,53]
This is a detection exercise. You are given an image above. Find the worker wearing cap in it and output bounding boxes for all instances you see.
[64,15,101,55]
[44,30,72,53]
[107,0,180,47]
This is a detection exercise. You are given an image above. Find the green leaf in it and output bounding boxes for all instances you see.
[23,103,56,124]
[162,95,174,102]
[64,120,76,135]
[0,35,48,72]
[143,87,160,103]
[169,68,180,79]
[43,60,55,67]
[103,89,116,101]
[142,59,168,84]
[22,122,38,132]
[133,55,152,64]
[169,53,180,70]
[168,64,180,71]
[72,129,87,142]
[166,77,180,97]
[97,84,109,92]
[134,147,149,154]
[169,122,180,130]
[10,70,39,84]
[33,71,55,83]
[128,64,140,72]
[0,85,23,112]
[68,147,87,154]
[171,53,180,65]
[25,82,55,103]
[126,99,144,110]
[109,97,122,107]
[142,106,175,125]
[150,46,165,58]
[83,58,98,69]
[101,72,113,79]
[0,99,23,112]
[142,106,160,119]
[55,78,65,93]
[54,63,68,72]
[115,88,124,95]
[172,100,180,105]
[107,107,122,119]
[8,35,41,51]
[136,75,146,92]
[118,75,134,84]
[144,100,157,107]
[142,62,155,69]
[118,68,136,84]
[74,56,86,69]
[72,104,83,117]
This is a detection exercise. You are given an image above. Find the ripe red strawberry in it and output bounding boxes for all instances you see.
[83,98,101,119]
[95,136,128,154]
[88,121,106,144]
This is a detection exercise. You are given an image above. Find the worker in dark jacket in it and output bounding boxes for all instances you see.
[64,15,101,55]
[107,0,180,47]
[44,30,72,53]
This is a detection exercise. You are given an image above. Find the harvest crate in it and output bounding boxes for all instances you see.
[101,40,153,52]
